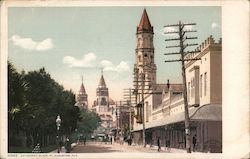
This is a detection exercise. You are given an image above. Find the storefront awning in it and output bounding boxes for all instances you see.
[190,104,222,121]
[132,104,222,132]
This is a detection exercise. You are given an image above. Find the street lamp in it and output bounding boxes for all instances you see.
[56,115,61,153]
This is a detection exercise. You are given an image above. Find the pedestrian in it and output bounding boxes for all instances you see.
[83,136,86,146]
[127,134,132,145]
[165,139,170,150]
[128,136,132,145]
[65,138,71,153]
[59,140,63,152]
[184,134,186,148]
[157,137,161,152]
[110,136,112,145]
[165,139,167,150]
[192,134,197,152]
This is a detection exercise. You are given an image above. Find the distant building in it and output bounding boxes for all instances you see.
[75,77,88,109]
[92,72,113,135]
[109,99,117,130]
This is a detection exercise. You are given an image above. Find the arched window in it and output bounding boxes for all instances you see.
[138,55,142,62]
[101,97,107,105]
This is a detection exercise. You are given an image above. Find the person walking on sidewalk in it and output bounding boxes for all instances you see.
[165,139,170,151]
[157,137,161,152]
[83,136,86,146]
[110,136,112,145]
[192,134,197,152]
[65,138,71,153]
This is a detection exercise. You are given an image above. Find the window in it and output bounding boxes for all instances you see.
[188,82,190,101]
[191,78,195,98]
[101,97,107,105]
[138,55,141,62]
[204,72,207,96]
[191,79,193,98]
[200,74,203,97]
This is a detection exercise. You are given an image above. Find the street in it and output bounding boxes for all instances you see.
[70,142,186,153]
[71,142,149,153]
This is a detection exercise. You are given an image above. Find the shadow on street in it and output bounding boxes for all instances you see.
[71,143,121,153]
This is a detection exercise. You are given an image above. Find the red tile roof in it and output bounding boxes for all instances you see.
[137,9,153,33]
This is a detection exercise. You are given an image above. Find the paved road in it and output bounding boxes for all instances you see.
[71,142,158,153]
[52,142,191,153]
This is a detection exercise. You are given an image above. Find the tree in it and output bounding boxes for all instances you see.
[8,62,81,150]
[77,109,101,136]
[8,62,26,146]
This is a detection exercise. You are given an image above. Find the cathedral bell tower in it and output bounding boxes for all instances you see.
[96,70,109,112]
[134,9,157,89]
[75,76,88,109]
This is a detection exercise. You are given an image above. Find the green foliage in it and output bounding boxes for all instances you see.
[77,109,101,135]
[8,61,81,148]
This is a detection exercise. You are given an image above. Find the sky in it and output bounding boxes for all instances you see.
[8,6,221,105]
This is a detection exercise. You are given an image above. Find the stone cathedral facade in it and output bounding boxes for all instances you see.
[92,72,113,134]
[75,77,88,109]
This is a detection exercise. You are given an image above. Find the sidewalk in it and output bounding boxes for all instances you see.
[145,144,187,153]
[50,143,78,153]
[113,142,190,153]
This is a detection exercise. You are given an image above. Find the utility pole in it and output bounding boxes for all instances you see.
[129,88,132,132]
[123,88,136,133]
[134,68,149,147]
[119,100,122,140]
[115,101,121,142]
[133,66,157,148]
[140,73,146,147]
[164,21,200,153]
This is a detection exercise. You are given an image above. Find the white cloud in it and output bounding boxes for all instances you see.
[211,22,219,29]
[63,53,97,68]
[10,34,53,51]
[36,38,53,51]
[100,60,130,72]
[157,25,194,36]
[155,27,178,38]
[183,25,193,31]
[63,53,129,72]
[164,27,177,33]
[100,60,114,71]
[116,61,130,72]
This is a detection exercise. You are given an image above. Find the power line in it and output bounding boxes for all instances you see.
[164,21,200,153]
